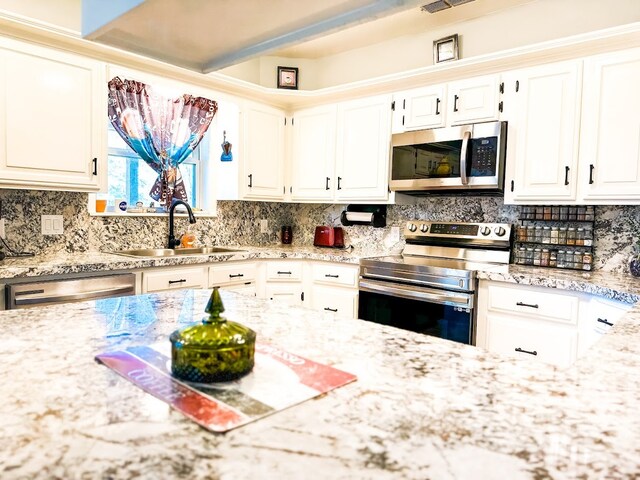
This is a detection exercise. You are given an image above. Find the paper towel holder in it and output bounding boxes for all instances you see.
[340,205,386,228]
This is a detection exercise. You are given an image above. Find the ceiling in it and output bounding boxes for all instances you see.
[81,0,533,73]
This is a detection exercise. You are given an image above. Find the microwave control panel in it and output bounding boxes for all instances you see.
[469,137,497,177]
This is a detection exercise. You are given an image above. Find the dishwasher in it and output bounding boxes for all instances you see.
[5,273,136,309]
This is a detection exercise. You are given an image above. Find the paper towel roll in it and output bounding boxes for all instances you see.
[345,211,374,223]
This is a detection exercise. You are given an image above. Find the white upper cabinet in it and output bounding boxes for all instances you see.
[335,94,392,202]
[0,37,106,192]
[578,48,640,203]
[392,74,501,133]
[393,84,446,132]
[290,104,337,202]
[503,61,583,203]
[241,101,285,200]
[448,74,501,125]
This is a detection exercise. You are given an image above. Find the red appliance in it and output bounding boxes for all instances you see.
[314,226,344,248]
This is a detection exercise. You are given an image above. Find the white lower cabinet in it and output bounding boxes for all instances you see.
[477,280,635,368]
[484,314,577,368]
[262,260,304,305]
[477,280,580,368]
[209,261,258,297]
[142,266,207,293]
[265,283,304,305]
[577,295,632,356]
[308,262,359,318]
[311,285,358,318]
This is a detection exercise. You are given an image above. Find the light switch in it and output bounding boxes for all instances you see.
[41,215,64,235]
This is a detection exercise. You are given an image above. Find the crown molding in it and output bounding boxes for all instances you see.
[0,12,638,111]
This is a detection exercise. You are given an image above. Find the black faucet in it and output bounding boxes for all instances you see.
[168,200,197,249]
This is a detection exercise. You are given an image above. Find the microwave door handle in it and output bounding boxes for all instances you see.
[460,130,471,185]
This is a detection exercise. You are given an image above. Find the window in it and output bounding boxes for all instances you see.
[105,124,211,211]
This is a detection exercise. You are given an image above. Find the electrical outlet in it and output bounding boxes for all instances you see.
[41,215,64,235]
[390,226,400,242]
[260,219,269,233]
[0,218,5,239]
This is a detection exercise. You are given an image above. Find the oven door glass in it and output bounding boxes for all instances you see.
[358,283,474,345]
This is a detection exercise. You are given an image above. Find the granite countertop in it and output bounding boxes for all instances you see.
[1,287,640,479]
[0,245,372,280]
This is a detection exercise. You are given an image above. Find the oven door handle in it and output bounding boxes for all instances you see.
[359,279,473,308]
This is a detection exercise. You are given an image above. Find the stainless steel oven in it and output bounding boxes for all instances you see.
[358,221,512,345]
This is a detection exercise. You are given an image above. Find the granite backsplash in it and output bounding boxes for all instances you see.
[0,189,637,273]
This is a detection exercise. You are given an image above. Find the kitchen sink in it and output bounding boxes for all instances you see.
[111,247,246,258]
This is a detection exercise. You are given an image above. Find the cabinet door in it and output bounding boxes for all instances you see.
[335,94,392,202]
[503,61,582,203]
[265,283,303,305]
[224,282,257,297]
[311,286,358,318]
[242,101,285,200]
[448,75,500,125]
[578,48,640,202]
[290,104,337,201]
[396,85,446,131]
[0,37,106,191]
[577,295,632,356]
[485,313,577,368]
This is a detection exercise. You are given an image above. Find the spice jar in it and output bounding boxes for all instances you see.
[525,248,534,265]
[582,252,593,270]
[557,250,566,268]
[559,227,568,245]
[542,226,551,244]
[551,227,559,245]
[517,226,527,242]
[585,206,595,221]
[584,227,593,247]
[541,249,550,267]
[576,228,585,246]
[549,251,557,268]
[533,248,541,266]
[567,227,576,245]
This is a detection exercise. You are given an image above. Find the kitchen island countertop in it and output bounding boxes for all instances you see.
[1,286,640,479]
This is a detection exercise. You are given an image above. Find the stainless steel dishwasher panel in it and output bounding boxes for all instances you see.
[5,273,136,309]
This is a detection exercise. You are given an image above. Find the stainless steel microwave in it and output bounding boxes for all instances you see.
[389,121,507,195]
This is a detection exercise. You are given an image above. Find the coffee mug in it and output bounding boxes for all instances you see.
[95,199,107,213]
[115,199,128,212]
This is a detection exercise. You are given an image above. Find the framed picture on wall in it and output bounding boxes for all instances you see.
[433,34,459,64]
[277,66,299,90]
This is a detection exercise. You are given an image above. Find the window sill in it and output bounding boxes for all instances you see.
[89,211,217,218]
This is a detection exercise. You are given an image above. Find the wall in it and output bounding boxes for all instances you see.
[0,0,80,32]
[0,189,637,274]
[221,0,640,89]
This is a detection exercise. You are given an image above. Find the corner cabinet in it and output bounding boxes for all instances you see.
[0,36,106,192]
[502,60,583,203]
[578,48,640,202]
[334,94,392,202]
[241,101,285,201]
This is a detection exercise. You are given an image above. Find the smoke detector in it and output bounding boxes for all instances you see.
[421,0,476,13]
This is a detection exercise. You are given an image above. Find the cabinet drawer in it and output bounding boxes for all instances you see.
[209,262,257,286]
[265,261,303,281]
[486,314,577,368]
[143,267,206,293]
[311,286,358,318]
[486,283,578,325]
[224,282,257,297]
[312,262,358,287]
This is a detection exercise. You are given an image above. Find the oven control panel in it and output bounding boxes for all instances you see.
[404,221,512,242]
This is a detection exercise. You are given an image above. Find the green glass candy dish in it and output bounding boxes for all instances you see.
[170,287,256,383]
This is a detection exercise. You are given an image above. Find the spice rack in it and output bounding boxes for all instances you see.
[514,206,595,271]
